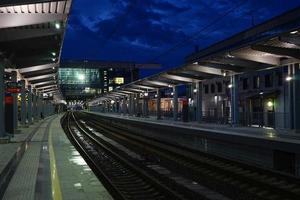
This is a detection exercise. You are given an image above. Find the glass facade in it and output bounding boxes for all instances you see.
[58,65,139,101]
[59,68,101,85]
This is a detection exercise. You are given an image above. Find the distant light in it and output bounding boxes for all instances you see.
[144,92,148,97]
[52,67,55,70]
[227,53,234,58]
[193,88,197,93]
[286,76,292,81]
[171,92,174,96]
[193,62,198,65]
[52,58,56,62]
[78,74,85,81]
[290,30,298,34]
[111,100,115,104]
[55,22,61,29]
[168,84,172,88]
[52,52,56,56]
[259,91,264,95]
[134,97,137,100]
[228,84,233,88]
[155,94,158,98]
[223,72,226,77]
[267,101,273,107]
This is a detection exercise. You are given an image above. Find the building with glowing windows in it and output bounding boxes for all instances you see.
[59,60,159,102]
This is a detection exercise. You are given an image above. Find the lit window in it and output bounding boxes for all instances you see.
[114,77,124,85]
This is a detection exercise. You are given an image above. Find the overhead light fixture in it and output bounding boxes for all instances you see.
[193,88,197,93]
[228,84,233,88]
[55,22,61,29]
[52,52,56,56]
[286,76,292,81]
[259,91,264,95]
[290,30,298,34]
[267,101,273,107]
[111,100,115,104]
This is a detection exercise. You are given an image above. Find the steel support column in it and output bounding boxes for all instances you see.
[20,80,26,125]
[27,85,32,124]
[11,71,18,131]
[173,86,178,121]
[196,81,203,123]
[32,89,37,121]
[156,89,161,120]
[0,61,5,137]
[143,97,149,117]
[231,75,239,126]
[129,94,134,116]
[293,63,300,133]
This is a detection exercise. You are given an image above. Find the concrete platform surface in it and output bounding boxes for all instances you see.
[1,114,112,200]
[88,112,300,144]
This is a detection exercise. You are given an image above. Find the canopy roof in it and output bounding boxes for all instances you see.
[91,6,300,104]
[0,0,72,101]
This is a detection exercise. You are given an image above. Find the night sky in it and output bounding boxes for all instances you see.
[61,0,300,78]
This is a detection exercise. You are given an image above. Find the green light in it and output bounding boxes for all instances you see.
[78,74,85,81]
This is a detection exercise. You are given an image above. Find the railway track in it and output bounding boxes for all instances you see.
[62,112,190,200]
[73,111,300,200]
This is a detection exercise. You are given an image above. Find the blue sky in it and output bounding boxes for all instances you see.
[61,0,300,77]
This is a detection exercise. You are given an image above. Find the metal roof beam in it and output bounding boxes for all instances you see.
[160,74,197,83]
[212,57,269,68]
[37,85,57,90]
[123,88,145,93]
[19,63,57,73]
[0,14,65,29]
[232,51,280,66]
[167,72,205,80]
[142,80,171,87]
[279,36,300,46]
[185,64,225,76]
[27,73,56,81]
[251,44,300,59]
[34,80,56,87]
[130,84,157,90]
[0,28,62,42]
[197,61,244,72]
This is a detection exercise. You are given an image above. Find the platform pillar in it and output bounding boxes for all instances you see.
[293,63,300,133]
[128,94,133,116]
[156,89,161,120]
[20,80,26,126]
[0,61,5,137]
[11,71,18,131]
[231,75,239,126]
[32,89,37,121]
[196,81,203,123]
[173,86,178,121]
[27,85,32,124]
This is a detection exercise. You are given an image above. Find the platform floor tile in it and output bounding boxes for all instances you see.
[50,116,113,200]
[2,137,44,200]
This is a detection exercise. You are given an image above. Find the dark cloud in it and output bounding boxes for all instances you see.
[62,0,300,77]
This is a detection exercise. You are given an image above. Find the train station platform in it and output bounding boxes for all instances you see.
[85,111,300,176]
[87,111,300,142]
[0,114,112,200]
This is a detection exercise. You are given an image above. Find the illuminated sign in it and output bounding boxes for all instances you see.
[114,77,124,85]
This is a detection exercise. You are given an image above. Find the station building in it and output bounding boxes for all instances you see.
[59,60,159,103]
